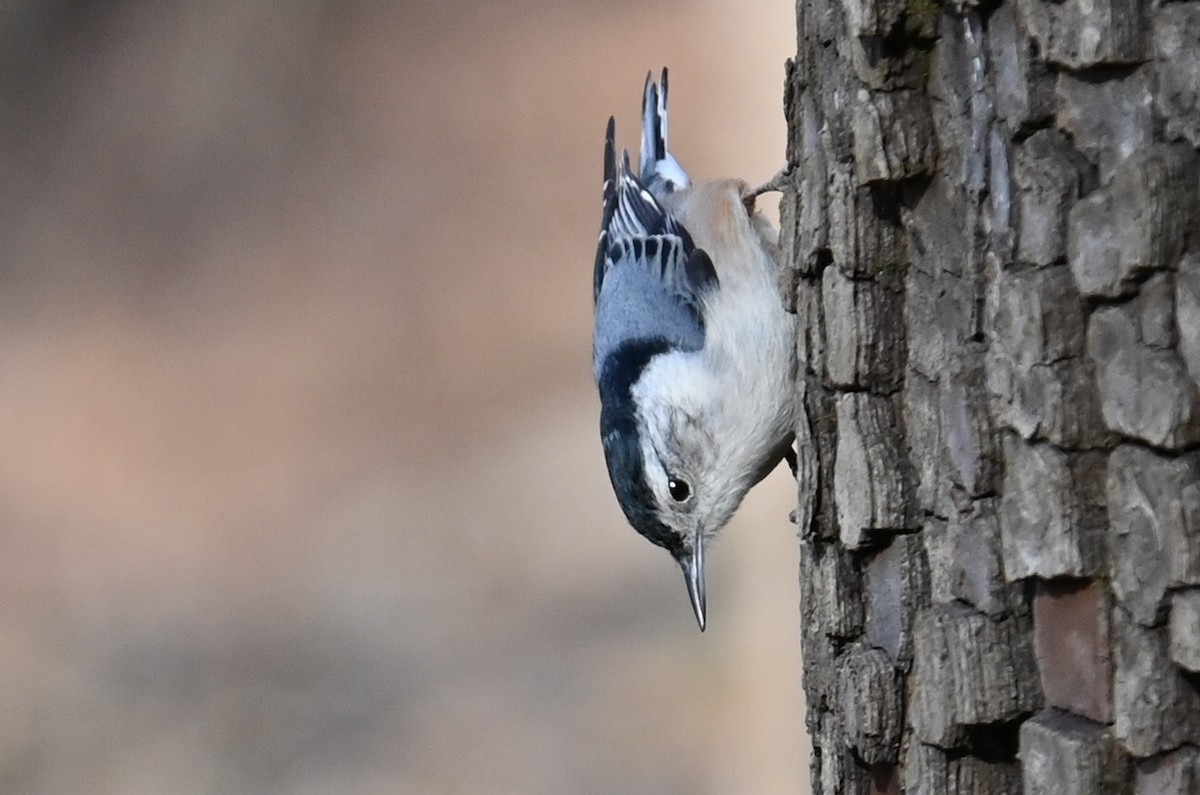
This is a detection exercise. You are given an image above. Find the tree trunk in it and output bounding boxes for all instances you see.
[782,1,1200,792]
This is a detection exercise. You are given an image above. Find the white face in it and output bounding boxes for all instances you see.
[634,360,745,548]
[639,410,707,545]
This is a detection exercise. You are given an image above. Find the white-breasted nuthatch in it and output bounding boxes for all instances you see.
[593,69,797,631]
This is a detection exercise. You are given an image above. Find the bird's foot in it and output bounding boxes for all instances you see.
[743,163,796,209]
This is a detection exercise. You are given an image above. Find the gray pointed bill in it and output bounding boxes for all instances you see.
[681,539,706,631]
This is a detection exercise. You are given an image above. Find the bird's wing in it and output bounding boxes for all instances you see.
[593,119,717,367]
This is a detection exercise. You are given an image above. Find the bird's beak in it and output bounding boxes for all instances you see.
[681,539,706,631]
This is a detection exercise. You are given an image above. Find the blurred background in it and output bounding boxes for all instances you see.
[0,2,806,792]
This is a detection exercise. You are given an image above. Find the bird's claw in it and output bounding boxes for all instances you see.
[743,163,796,207]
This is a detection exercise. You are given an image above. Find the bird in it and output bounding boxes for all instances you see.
[592,69,797,631]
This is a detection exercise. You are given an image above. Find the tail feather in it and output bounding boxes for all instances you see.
[639,72,663,178]
[638,67,689,195]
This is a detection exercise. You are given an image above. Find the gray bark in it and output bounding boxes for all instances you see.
[782,0,1200,791]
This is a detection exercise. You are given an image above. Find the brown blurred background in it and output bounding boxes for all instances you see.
[0,2,806,792]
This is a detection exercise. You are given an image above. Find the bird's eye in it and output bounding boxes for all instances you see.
[667,477,691,502]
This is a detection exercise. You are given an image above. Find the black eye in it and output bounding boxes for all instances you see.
[667,477,691,502]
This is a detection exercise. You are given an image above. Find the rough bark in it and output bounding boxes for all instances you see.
[783,0,1200,791]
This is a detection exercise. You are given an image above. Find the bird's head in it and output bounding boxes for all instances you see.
[599,345,748,631]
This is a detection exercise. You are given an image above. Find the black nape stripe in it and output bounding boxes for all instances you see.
[597,338,684,556]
